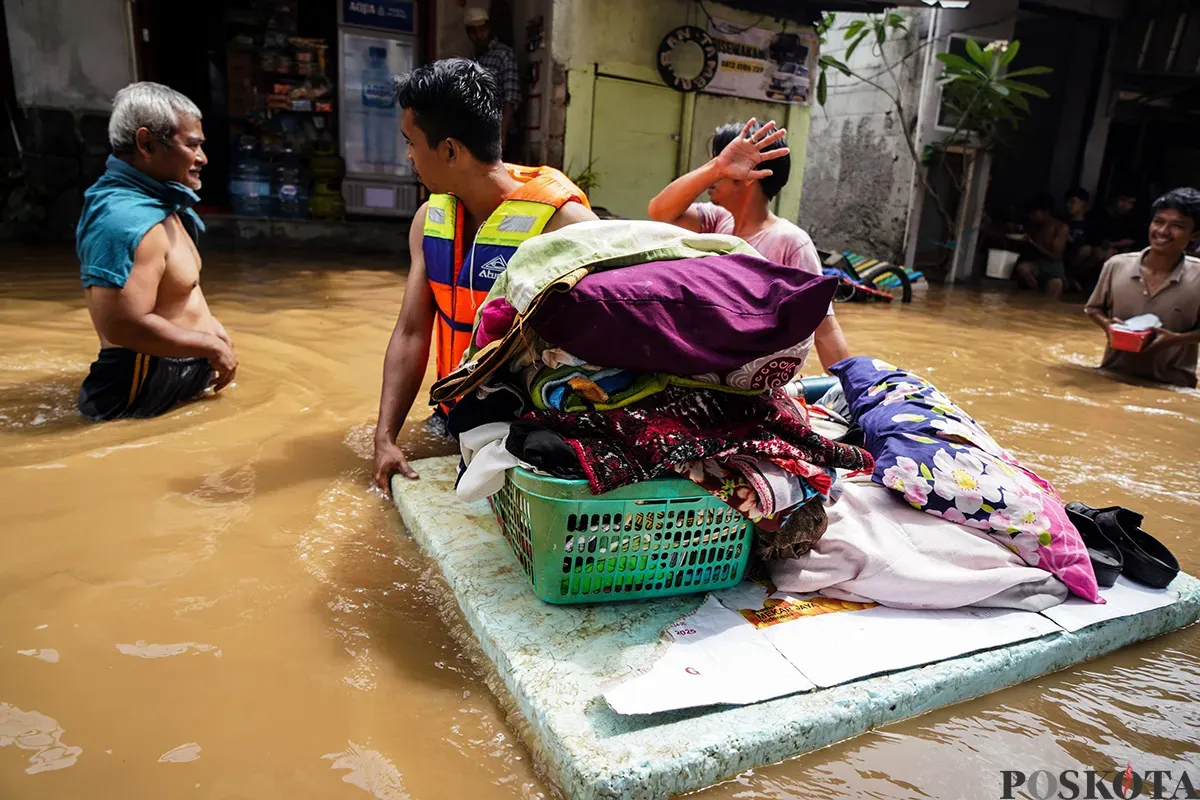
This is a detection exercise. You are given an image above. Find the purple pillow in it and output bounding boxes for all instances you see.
[830,356,1102,604]
[532,253,836,377]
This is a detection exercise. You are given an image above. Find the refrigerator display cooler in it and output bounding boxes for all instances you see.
[338,0,419,217]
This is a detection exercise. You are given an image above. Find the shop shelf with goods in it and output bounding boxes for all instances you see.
[222,1,340,220]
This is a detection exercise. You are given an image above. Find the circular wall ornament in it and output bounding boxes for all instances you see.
[656,26,719,93]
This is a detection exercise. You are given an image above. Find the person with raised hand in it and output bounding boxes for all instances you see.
[648,118,851,373]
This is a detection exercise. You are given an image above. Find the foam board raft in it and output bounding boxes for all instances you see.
[392,457,1200,800]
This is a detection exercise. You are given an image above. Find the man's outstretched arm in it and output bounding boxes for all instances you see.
[374,203,436,493]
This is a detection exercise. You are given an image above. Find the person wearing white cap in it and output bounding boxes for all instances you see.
[464,6,521,155]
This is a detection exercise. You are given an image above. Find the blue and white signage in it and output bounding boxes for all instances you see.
[342,0,415,34]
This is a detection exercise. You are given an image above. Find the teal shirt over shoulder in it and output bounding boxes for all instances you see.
[76,155,205,289]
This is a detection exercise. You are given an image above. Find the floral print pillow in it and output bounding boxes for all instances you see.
[829,357,1101,603]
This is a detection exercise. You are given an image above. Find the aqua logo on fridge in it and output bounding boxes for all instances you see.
[361,46,396,108]
[362,81,395,108]
[347,1,402,17]
[344,0,414,33]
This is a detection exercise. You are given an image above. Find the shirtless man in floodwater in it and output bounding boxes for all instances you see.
[1014,192,1070,301]
[76,82,236,420]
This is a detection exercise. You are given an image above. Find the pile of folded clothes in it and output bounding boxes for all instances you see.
[434,220,874,561]
[814,356,1181,604]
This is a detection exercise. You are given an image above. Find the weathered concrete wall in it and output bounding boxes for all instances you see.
[802,115,914,260]
[799,11,926,260]
[551,0,690,81]
[3,0,135,111]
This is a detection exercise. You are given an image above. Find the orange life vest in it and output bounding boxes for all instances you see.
[423,164,589,384]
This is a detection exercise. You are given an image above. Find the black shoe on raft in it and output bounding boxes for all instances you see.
[1064,506,1123,587]
[1065,502,1180,590]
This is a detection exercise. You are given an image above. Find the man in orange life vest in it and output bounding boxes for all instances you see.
[373,58,596,494]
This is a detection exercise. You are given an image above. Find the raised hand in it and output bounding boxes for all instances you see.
[713,118,790,182]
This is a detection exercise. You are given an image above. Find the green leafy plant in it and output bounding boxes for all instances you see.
[935,39,1051,152]
[814,12,1053,244]
[567,160,600,196]
[815,12,907,107]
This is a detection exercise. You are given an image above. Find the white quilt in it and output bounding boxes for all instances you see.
[768,480,1069,610]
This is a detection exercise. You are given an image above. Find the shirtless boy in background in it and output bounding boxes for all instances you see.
[1014,193,1070,300]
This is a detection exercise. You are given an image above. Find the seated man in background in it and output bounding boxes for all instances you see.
[76,82,236,421]
[372,59,595,493]
[647,118,852,372]
[1090,186,1145,256]
[1085,187,1200,388]
[1014,193,1069,300]
[1076,186,1145,285]
[1063,186,1093,284]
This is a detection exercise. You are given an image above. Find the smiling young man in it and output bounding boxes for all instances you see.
[76,82,236,421]
[647,118,852,373]
[372,58,595,493]
[1085,187,1200,388]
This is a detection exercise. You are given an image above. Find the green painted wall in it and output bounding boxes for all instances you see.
[589,77,685,219]
[553,0,812,222]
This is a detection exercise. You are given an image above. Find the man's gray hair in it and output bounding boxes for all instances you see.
[108,82,202,154]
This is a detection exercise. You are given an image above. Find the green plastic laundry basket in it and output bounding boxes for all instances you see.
[489,466,754,604]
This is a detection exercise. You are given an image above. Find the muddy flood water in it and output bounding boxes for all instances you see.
[1,246,1198,800]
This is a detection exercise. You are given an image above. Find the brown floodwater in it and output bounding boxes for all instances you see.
[1,245,1197,800]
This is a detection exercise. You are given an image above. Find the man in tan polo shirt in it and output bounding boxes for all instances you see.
[1085,187,1200,388]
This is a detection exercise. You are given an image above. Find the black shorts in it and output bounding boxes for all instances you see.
[78,348,213,421]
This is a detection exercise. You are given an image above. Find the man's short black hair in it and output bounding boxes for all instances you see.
[1151,187,1200,229]
[1066,186,1090,203]
[394,58,502,163]
[712,120,790,200]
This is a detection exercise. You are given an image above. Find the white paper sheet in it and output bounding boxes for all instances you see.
[1041,576,1179,633]
[603,579,1180,714]
[760,598,1063,688]
[603,596,815,715]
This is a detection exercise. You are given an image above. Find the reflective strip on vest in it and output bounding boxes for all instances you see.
[423,194,559,385]
[423,194,457,240]
[474,200,558,247]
